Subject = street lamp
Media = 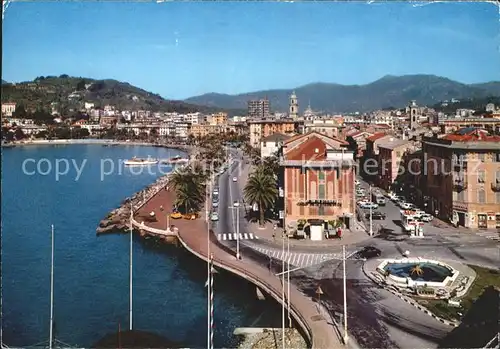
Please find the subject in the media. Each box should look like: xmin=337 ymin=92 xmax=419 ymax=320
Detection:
xmin=231 ymin=200 xmax=241 ymax=260
xmin=369 ymin=185 xmax=373 ymax=236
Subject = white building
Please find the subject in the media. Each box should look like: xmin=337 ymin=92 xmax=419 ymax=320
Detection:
xmin=260 ymin=133 xmax=290 ymax=158
xmin=2 ymin=103 xmax=16 ymax=117
xmin=486 ymin=103 xmax=496 ymax=113
xmin=21 ymin=125 xmax=47 ymax=136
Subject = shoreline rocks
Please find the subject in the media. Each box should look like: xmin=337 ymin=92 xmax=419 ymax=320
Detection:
xmin=237 ymin=328 xmax=307 ymax=349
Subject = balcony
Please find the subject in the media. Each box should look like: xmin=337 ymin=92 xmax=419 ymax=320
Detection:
xmin=491 ymin=182 xmax=500 ymax=192
xmin=297 ymin=199 xmax=342 ymax=207
xmin=453 ymin=180 xmax=467 ymax=192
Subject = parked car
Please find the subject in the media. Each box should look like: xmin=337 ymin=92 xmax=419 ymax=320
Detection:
xmin=399 ymin=202 xmax=413 ymax=210
xmin=420 ymin=214 xmax=433 ymax=222
xmin=366 ymin=211 xmax=386 ymax=220
xmin=360 ymin=202 xmax=379 ymax=209
xmin=357 ymin=199 xmax=370 ymax=206
xmin=354 ymin=246 xmax=382 ymax=259
xmin=233 ymin=177 xmax=238 ymax=182
xmin=212 ymin=201 xmax=219 ymax=208
xmin=355 ymin=180 xmax=360 ymax=185
xmin=210 ymin=212 xmax=219 ymax=221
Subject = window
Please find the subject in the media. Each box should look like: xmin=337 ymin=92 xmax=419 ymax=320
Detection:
xmin=457 ymin=190 xmax=465 ymax=202
xmin=478 ymin=153 xmax=485 ymax=162
xmin=318 ymin=171 xmax=325 ymax=181
xmin=318 ymin=205 xmax=325 ymax=216
xmin=318 ymin=184 xmax=325 ymax=199
xmin=496 ymin=171 xmax=500 ymax=183
xmin=478 ymin=189 xmax=486 ymax=203
xmin=477 ymin=170 xmax=485 ymax=184
xmin=495 ymin=153 xmax=500 ymax=162
xmin=497 ymin=192 xmax=500 ymax=204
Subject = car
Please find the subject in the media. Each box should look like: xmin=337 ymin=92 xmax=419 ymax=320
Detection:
xmin=366 ymin=211 xmax=386 ymax=220
xmin=232 ymin=177 xmax=237 ymax=182
xmin=355 ymin=180 xmax=360 ymax=185
xmin=399 ymin=202 xmax=413 ymax=210
xmin=413 ymin=210 xmax=426 ymax=218
xmin=213 ymin=188 xmax=219 ymax=195
xmin=354 ymin=246 xmax=381 ymax=259
xmin=210 ymin=212 xmax=219 ymax=221
xmin=420 ymin=214 xmax=433 ymax=222
xmin=357 ymin=199 xmax=369 ymax=206
xmin=360 ymin=202 xmax=379 ymax=209
xmin=212 ymin=201 xmax=219 ymax=208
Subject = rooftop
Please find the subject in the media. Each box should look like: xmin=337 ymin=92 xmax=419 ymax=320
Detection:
xmin=378 ymin=138 xmax=411 ymax=150
xmin=261 ymin=132 xmax=291 ymax=143
xmin=366 ymin=132 xmax=388 ymax=142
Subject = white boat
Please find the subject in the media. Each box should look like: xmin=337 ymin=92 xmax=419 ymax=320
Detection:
xmin=124 ymin=157 xmax=159 ymax=166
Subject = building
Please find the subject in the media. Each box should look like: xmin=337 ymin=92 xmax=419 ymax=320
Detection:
xmin=209 ymin=112 xmax=227 ymax=126
xmin=2 ymin=102 xmax=16 ymax=117
xmin=303 ymin=119 xmax=343 ymax=139
xmin=248 ymin=119 xmax=300 ymax=148
xmin=190 ymin=124 xmax=225 ymax=138
xmin=260 ymin=133 xmax=290 ymax=158
xmin=359 ymin=132 xmax=391 ymax=182
xmin=421 ymin=128 xmax=500 ymax=229
xmin=289 ymin=92 xmax=299 ymax=120
xmin=247 ymin=99 xmax=270 ymax=119
xmin=99 ymin=116 xmax=118 ymax=126
xmin=279 ymin=132 xmax=355 ymax=240
xmin=345 ymin=130 xmax=373 ymax=158
xmin=376 ymin=138 xmax=412 ymax=190
xmin=439 ymin=117 xmax=499 ymax=135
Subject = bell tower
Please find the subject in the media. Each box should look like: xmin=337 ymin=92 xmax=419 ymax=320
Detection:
xmin=289 ymin=91 xmax=299 ymax=120
xmin=409 ymin=100 xmax=419 ymax=129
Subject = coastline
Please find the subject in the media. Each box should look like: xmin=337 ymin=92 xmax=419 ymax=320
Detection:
xmin=4 ymin=138 xmax=194 ymax=153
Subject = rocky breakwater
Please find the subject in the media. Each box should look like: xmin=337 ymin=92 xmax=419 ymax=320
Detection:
xmin=96 ymin=169 xmax=174 ymax=235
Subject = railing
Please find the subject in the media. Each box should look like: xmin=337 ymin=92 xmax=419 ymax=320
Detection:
xmin=131 ymin=218 xmax=178 ymax=236
xmin=491 ymin=182 xmax=500 ymax=192
xmin=178 ymin=230 xmax=314 ymax=348
xmin=482 ymin=334 xmax=499 ymax=349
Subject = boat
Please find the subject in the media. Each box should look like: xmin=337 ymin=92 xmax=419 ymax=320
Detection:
xmin=124 ymin=157 xmax=159 ymax=166
xmin=161 ymin=155 xmax=190 ymax=165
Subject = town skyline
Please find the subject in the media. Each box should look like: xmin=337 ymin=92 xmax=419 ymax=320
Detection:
xmin=3 ymin=2 xmax=499 ymax=100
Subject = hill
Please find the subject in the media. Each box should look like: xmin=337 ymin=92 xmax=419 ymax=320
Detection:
xmin=1 ymin=75 xmax=245 ymax=116
xmin=184 ymin=74 xmax=500 ymax=113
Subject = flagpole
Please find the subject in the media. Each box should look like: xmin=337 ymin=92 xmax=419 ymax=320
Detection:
xmin=49 ymin=224 xmax=54 ymax=349
xmin=129 ymin=203 xmax=133 ymax=331
xmin=207 ymin=171 xmax=212 ymax=349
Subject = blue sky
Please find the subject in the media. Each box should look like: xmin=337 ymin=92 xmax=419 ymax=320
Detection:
xmin=2 ymin=1 xmax=499 ymax=100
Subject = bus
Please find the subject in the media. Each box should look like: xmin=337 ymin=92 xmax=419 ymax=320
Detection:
xmin=400 ymin=210 xmax=419 ymax=232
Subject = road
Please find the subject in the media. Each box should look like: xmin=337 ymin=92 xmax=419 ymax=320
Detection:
xmin=211 ymin=149 xmax=499 ymax=349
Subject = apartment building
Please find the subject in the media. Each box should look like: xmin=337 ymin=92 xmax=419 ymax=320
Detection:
xmin=421 ymin=128 xmax=500 ymax=229
xmin=260 ymin=133 xmax=290 ymax=158
xmin=1 ymin=102 xmax=16 ymax=117
xmin=359 ymin=132 xmax=391 ymax=181
xmin=278 ymin=132 xmax=355 ymax=240
xmin=209 ymin=112 xmax=228 ymax=126
xmin=247 ymin=99 xmax=270 ymax=119
xmin=190 ymin=124 xmax=225 ymax=138
xmin=376 ymin=138 xmax=412 ymax=190
xmin=249 ymin=119 xmax=300 ymax=148
xmin=439 ymin=117 xmax=499 ymax=135
xmin=303 ymin=119 xmax=343 ymax=139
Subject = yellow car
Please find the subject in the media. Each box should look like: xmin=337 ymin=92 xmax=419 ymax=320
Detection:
xmin=170 ymin=212 xmax=183 ymax=219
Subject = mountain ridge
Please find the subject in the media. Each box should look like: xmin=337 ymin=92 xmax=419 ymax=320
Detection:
xmin=184 ymin=74 xmax=500 ymax=113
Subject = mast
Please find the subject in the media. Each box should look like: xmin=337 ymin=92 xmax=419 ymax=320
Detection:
xmin=49 ymin=224 xmax=55 ymax=349
xmin=129 ymin=203 xmax=133 ymax=330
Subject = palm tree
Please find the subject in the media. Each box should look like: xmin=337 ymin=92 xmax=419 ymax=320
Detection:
xmin=169 ymin=167 xmax=205 ymax=214
xmin=410 ymin=264 xmax=424 ymax=277
xmin=244 ymin=167 xmax=278 ymax=226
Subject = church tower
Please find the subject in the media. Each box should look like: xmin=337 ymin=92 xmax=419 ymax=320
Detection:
xmin=409 ymin=100 xmax=419 ymax=129
xmin=289 ymin=91 xmax=299 ymax=120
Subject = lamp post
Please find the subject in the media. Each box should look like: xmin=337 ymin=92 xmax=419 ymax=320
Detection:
xmin=342 ymin=245 xmax=348 ymax=344
xmin=235 ymin=201 xmax=240 ymax=260
xmin=369 ymin=185 xmax=373 ymax=236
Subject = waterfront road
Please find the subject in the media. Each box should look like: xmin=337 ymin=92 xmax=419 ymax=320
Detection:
xmin=215 ymin=151 xmax=499 ymax=349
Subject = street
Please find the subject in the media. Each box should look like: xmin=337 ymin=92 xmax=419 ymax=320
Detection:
xmin=211 ymin=150 xmax=499 ymax=349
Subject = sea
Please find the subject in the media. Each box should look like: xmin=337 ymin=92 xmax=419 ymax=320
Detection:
xmin=1 ymin=144 xmax=281 ymax=348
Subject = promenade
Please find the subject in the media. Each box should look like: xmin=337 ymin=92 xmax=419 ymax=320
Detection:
xmin=135 ymin=187 xmax=343 ymax=349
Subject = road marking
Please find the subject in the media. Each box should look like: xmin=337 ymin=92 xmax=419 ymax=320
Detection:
xmin=243 ymin=233 xmax=248 ymax=239
xmin=222 ymin=234 xmax=227 ymax=241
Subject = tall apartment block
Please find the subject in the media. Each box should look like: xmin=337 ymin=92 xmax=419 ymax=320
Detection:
xmin=248 ymin=99 xmax=270 ymax=119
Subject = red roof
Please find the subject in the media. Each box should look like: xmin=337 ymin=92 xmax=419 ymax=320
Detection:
xmin=442 ymin=128 xmax=500 ymax=142
xmin=366 ymin=132 xmax=387 ymax=142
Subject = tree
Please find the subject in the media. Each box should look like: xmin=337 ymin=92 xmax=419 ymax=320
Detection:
xmin=14 ymin=128 xmax=26 ymax=140
xmin=244 ymin=166 xmax=278 ymax=226
xmin=12 ymin=104 xmax=28 ymax=118
xmin=169 ymin=167 xmax=205 ymax=214
xmin=59 ymin=74 xmax=69 ymax=79
xmin=76 ymin=79 xmax=86 ymax=91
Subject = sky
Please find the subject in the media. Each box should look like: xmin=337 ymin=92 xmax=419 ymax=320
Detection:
xmin=2 ymin=1 xmax=499 ymax=100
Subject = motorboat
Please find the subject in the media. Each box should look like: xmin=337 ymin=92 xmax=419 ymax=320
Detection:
xmin=124 ymin=156 xmax=159 ymax=166
xmin=161 ymin=155 xmax=189 ymax=165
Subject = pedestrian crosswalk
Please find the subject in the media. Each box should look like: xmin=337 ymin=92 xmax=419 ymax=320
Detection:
xmin=217 ymin=233 xmax=260 ymax=241
xmin=476 ymin=231 xmax=500 ymax=242
xmin=250 ymin=246 xmax=356 ymax=268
